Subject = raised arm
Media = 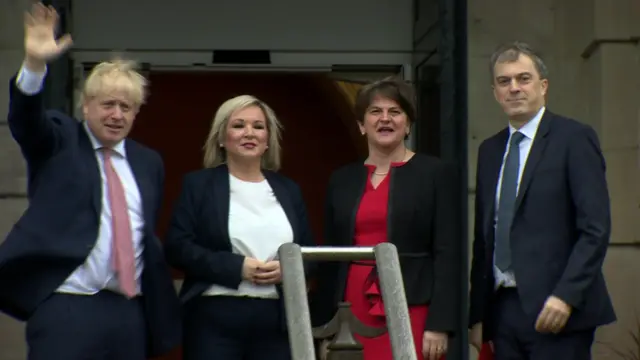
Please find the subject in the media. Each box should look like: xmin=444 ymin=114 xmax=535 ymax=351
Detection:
xmin=8 ymin=3 xmax=73 ymax=161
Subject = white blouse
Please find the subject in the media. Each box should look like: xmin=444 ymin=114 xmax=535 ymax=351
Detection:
xmin=203 ymin=174 xmax=294 ymax=299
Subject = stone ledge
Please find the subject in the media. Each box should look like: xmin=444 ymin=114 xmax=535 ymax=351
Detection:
xmin=581 ymin=38 xmax=639 ymax=59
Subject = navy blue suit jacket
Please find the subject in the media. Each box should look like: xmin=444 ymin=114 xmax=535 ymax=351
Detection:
xmin=469 ymin=110 xmax=616 ymax=339
xmin=164 ymin=165 xmax=316 ymax=311
xmin=0 ymin=77 xmax=181 ymax=357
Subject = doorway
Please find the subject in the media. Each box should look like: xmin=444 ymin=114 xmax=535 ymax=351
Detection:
xmin=131 ymin=71 xmax=366 ymax=360
xmin=129 ymin=71 xmax=366 ymax=270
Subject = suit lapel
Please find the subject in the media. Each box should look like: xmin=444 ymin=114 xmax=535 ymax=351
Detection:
xmin=78 ymin=126 xmax=102 ymax=218
xmin=482 ymin=129 xmax=509 ymax=239
xmin=266 ymin=172 xmax=299 ymax=241
xmin=211 ymin=166 xmax=231 ymax=241
xmin=514 ymin=113 xmax=552 ymax=212
xmin=125 ymin=141 xmax=154 ymax=227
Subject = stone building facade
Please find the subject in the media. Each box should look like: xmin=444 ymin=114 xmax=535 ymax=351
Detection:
xmin=0 ymin=0 xmax=638 ymax=359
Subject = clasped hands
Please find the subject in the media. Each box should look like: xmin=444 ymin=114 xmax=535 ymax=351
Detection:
xmin=242 ymin=257 xmax=282 ymax=285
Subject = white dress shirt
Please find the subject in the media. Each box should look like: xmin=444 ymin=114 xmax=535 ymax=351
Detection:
xmin=493 ymin=106 xmax=546 ymax=288
xmin=15 ymin=65 xmax=145 ymax=296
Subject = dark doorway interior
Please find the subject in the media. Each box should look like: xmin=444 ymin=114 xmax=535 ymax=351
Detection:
xmin=415 ymin=65 xmax=441 ymax=157
xmin=131 ymin=71 xmax=363 ymax=255
xmin=131 ymin=71 xmax=363 ymax=360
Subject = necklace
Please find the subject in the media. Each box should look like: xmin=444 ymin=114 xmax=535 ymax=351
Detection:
xmin=371 ymin=148 xmax=407 ymax=176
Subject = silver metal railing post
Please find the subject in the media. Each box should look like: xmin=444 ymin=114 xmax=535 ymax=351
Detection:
xmin=373 ymin=243 xmax=416 ymax=359
xmin=278 ymin=242 xmax=316 ymax=360
xmin=278 ymin=243 xmax=417 ymax=360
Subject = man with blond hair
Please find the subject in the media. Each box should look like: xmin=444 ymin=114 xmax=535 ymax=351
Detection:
xmin=0 ymin=3 xmax=181 ymax=360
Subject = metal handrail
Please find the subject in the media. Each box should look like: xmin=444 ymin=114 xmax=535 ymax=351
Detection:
xmin=278 ymin=243 xmax=417 ymax=360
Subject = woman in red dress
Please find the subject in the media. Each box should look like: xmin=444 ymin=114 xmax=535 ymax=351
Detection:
xmin=310 ymin=77 xmax=462 ymax=360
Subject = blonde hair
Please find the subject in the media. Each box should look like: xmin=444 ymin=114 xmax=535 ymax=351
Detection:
xmin=80 ymin=58 xmax=148 ymax=108
xmin=203 ymin=95 xmax=283 ymax=171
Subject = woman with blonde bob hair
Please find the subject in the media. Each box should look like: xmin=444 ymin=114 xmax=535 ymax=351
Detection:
xmin=164 ymin=95 xmax=316 ymax=360
xmin=202 ymin=95 xmax=282 ymax=171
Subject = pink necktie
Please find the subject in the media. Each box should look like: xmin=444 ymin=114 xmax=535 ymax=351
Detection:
xmin=102 ymin=148 xmax=136 ymax=298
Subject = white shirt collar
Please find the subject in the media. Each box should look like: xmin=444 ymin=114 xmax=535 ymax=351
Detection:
xmin=509 ymin=106 xmax=545 ymax=140
xmin=83 ymin=121 xmax=127 ymax=157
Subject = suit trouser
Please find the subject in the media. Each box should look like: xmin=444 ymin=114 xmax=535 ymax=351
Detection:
xmin=26 ymin=290 xmax=146 ymax=360
xmin=492 ymin=287 xmax=595 ymax=360
xmin=183 ymin=295 xmax=291 ymax=360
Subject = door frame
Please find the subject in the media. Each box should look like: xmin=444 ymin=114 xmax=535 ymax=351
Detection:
xmin=412 ymin=0 xmax=469 ymax=359
xmin=71 ymin=52 xmax=417 ymax=149
xmin=70 ymin=50 xmax=413 ymax=70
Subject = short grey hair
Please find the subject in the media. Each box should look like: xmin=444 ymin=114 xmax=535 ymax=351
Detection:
xmin=489 ymin=41 xmax=549 ymax=83
xmin=203 ymin=95 xmax=283 ymax=171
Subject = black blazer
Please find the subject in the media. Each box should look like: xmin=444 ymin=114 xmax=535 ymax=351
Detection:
xmin=0 ymin=77 xmax=181 ymax=357
xmin=164 ymin=165 xmax=316 ymax=306
xmin=309 ymin=153 xmax=462 ymax=334
xmin=469 ymin=110 xmax=616 ymax=339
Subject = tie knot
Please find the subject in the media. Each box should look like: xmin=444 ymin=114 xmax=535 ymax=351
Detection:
xmin=510 ymin=131 xmax=525 ymax=146
xmin=101 ymin=147 xmax=113 ymax=160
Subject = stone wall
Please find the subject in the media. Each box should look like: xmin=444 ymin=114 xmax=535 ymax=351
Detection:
xmin=0 ymin=1 xmax=30 ymax=359
xmin=467 ymin=0 xmax=640 ymax=358
xmin=0 ymin=0 xmax=638 ymax=359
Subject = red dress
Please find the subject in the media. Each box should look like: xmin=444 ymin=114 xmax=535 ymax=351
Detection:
xmin=478 ymin=343 xmax=494 ymax=360
xmin=344 ymin=162 xmax=434 ymax=360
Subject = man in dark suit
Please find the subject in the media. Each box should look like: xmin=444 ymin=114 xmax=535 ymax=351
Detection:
xmin=0 ymin=3 xmax=181 ymax=360
xmin=468 ymin=41 xmax=616 ymax=360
